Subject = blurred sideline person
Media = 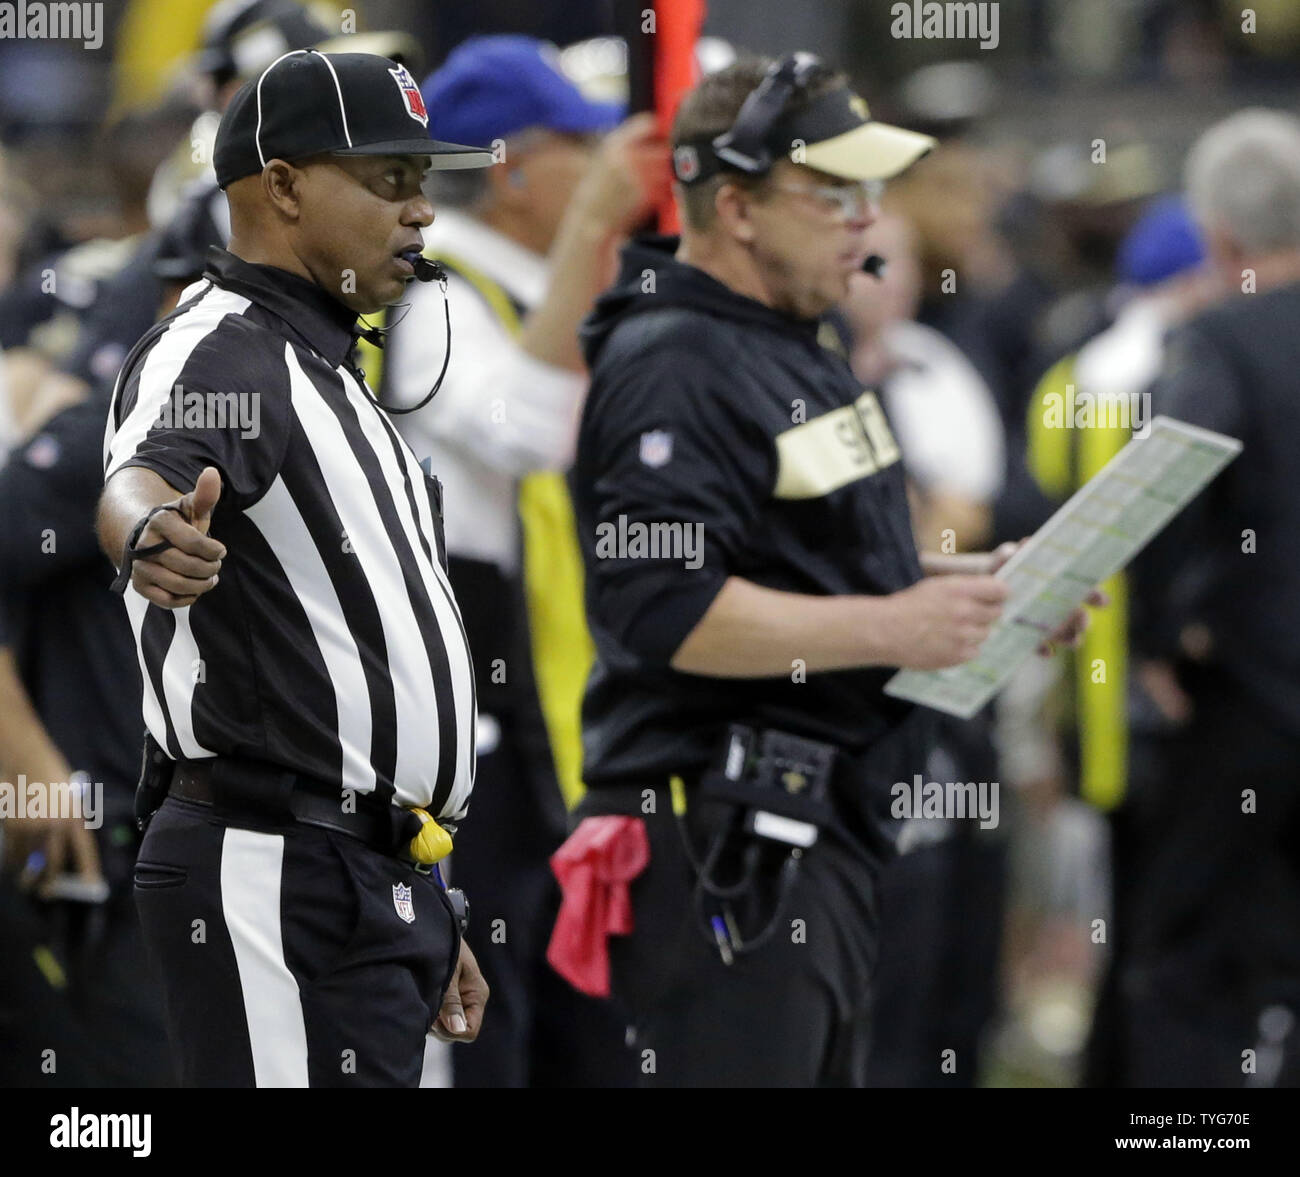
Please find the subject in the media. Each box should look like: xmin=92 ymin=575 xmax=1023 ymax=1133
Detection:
xmin=0 ymin=331 xmax=15 ymax=453
xmin=1121 ymin=110 xmax=1300 ymax=1087
xmin=1015 ymin=195 xmax=1211 ymax=1086
xmin=878 ymin=139 xmax=1054 ymax=551
xmin=840 ymin=212 xmax=1004 ymax=552
xmin=0 ymin=398 xmax=171 ymax=1085
xmin=553 ymin=55 xmax=1098 ymax=1087
xmin=0 ymin=104 xmax=191 ymax=437
xmin=0 ymin=102 xmax=204 ymax=1089
xmin=838 ymin=212 xmax=1010 ymax=1085
xmin=375 ymin=36 xmax=666 ymax=1087
xmin=1025 ymin=197 xmax=1209 ymax=821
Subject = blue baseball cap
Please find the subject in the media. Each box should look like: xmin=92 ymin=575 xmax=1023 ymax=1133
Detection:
xmin=1118 ymin=195 xmax=1205 ymax=287
xmin=421 ymin=36 xmax=624 ymax=149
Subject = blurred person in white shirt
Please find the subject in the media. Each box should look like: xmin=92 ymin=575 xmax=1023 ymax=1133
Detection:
xmin=840 ymin=212 xmax=1005 ymax=552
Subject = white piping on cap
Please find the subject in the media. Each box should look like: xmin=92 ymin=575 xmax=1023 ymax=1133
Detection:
xmin=254 ymin=48 xmax=311 ymax=168
xmin=314 ymin=50 xmax=353 ymax=149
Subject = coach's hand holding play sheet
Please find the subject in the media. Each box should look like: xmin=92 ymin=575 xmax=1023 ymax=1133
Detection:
xmin=887 ymin=416 xmax=1243 ymax=718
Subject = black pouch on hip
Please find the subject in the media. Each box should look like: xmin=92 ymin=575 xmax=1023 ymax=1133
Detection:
xmin=697 ymin=724 xmax=839 ymax=849
xmin=133 ymin=731 xmax=174 ymax=832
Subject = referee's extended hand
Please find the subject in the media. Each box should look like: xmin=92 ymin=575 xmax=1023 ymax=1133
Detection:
xmin=431 ymin=940 xmax=489 ymax=1043
xmin=129 ymin=466 xmax=227 ymax=609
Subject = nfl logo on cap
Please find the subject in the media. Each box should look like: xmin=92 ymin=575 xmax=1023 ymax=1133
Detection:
xmin=390 ymin=64 xmax=428 ymax=127
xmin=392 ymin=882 xmax=415 ymax=923
xmin=673 ymin=145 xmax=700 ymax=182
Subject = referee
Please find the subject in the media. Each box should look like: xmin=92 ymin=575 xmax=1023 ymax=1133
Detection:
xmin=96 ymin=50 xmax=494 ymax=1087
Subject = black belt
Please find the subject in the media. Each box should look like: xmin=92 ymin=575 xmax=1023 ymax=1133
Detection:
xmin=169 ymin=760 xmax=411 ymax=856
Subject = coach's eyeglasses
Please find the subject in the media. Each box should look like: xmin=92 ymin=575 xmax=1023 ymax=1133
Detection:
xmin=768 ymin=177 xmax=885 ymax=221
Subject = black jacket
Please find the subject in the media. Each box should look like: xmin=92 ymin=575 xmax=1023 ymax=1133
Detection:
xmin=0 ymin=397 xmax=142 ymax=807
xmin=1134 ymin=280 xmax=1300 ymax=739
xmin=574 ymin=236 xmax=932 ymax=847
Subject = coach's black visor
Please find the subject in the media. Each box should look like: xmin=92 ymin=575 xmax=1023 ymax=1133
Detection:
xmin=673 ymin=84 xmax=935 ymax=187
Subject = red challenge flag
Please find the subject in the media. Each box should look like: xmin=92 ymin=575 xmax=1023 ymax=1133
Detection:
xmin=620 ymin=0 xmax=707 ymax=233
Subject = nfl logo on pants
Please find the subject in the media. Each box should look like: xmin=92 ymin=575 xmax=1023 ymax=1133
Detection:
xmin=392 ymin=882 xmax=415 ymax=924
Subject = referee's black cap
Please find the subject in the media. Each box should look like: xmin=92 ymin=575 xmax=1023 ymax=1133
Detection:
xmin=214 ymin=49 xmax=497 ymax=189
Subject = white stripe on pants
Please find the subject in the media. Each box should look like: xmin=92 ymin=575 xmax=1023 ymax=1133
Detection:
xmin=220 ymin=828 xmax=309 ymax=1087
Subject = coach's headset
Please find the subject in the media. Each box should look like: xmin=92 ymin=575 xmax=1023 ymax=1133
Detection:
xmin=685 ymin=52 xmax=888 ymax=277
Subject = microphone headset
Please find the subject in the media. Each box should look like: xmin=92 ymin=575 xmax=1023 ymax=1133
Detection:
xmin=357 ymin=248 xmax=452 ymax=416
xmin=712 ymin=52 xmax=822 ymax=177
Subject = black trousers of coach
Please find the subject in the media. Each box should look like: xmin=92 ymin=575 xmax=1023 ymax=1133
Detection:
xmin=605 ymin=789 xmax=883 ymax=1087
xmin=134 ymin=796 xmax=461 ymax=1087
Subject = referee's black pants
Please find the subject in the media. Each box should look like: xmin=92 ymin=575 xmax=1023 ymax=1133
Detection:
xmin=605 ymin=790 xmax=883 ymax=1087
xmin=134 ymin=796 xmax=461 ymax=1087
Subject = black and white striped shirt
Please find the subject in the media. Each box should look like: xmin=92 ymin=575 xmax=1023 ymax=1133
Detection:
xmin=103 ymin=248 xmax=476 ymax=819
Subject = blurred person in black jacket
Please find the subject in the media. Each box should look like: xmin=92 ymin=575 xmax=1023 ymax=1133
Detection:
xmin=839 ymin=212 xmax=1009 ymax=1087
xmin=0 ymin=397 xmax=171 ymax=1086
xmin=1113 ymin=109 xmax=1300 ymax=1088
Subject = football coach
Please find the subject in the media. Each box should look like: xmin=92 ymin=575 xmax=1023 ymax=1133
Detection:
xmin=97 ymin=50 xmax=494 ymax=1087
xmin=561 ymin=54 xmax=1096 ymax=1087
